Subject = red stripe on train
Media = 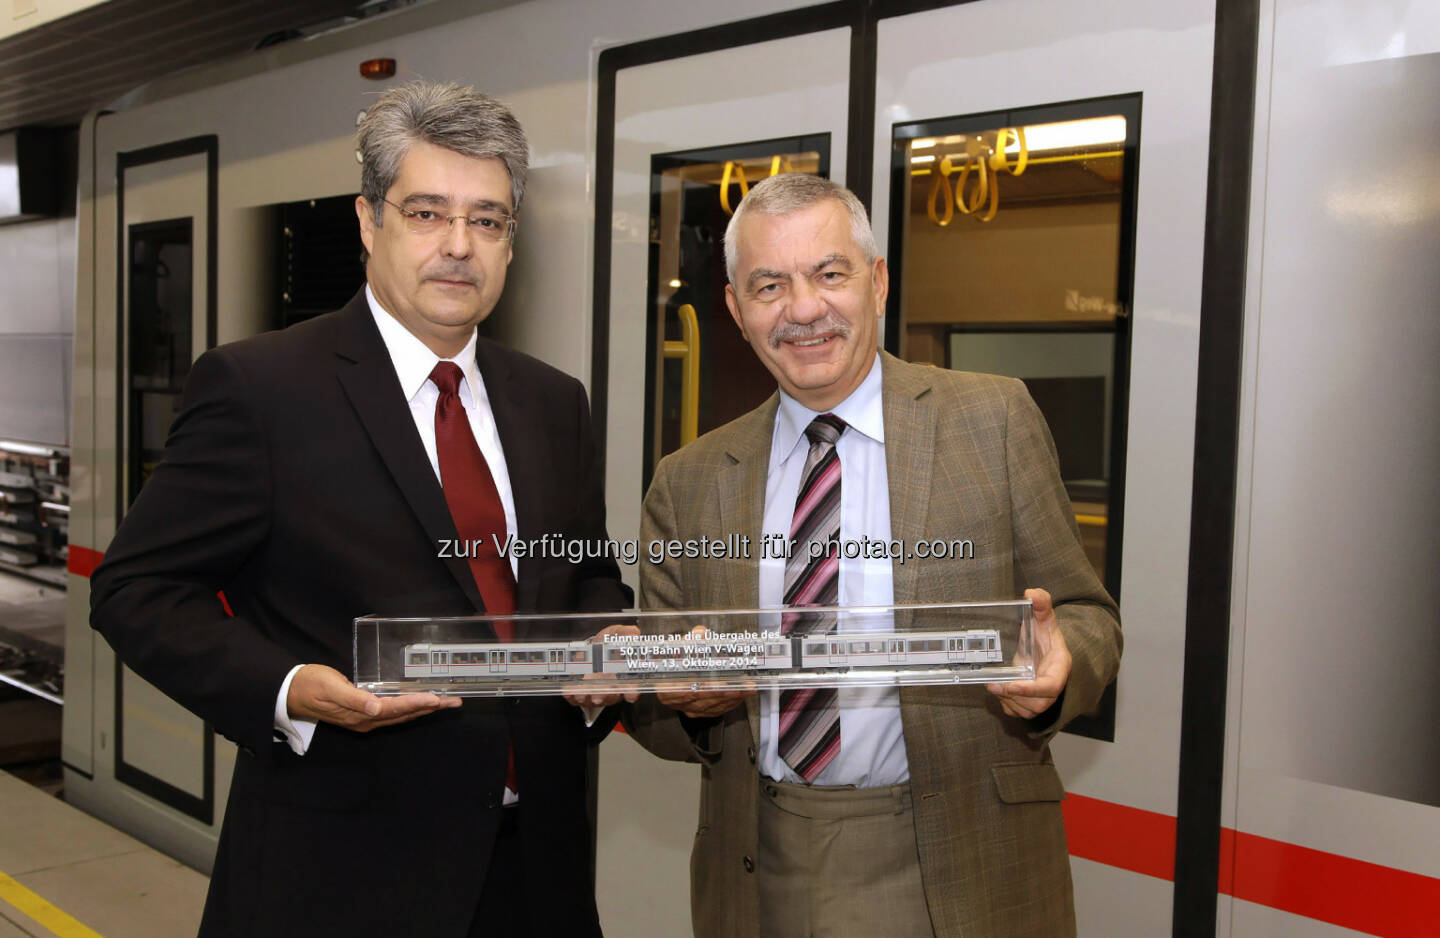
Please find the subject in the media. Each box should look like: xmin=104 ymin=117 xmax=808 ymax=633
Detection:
xmin=1064 ymin=793 xmax=1440 ymax=936
xmin=66 ymin=545 xmax=104 ymax=578
xmin=1219 ymin=825 xmax=1440 ymax=937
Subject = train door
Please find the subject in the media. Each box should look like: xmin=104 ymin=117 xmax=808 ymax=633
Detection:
xmin=63 ymin=129 xmax=230 ymax=868
xmin=596 ymin=1 xmax=1221 ymax=935
xmin=594 ymin=26 xmax=852 ymax=937
xmin=868 ymin=3 xmax=1216 ymax=933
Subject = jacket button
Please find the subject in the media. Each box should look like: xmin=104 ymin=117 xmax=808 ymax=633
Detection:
xmin=747 ymin=746 xmax=756 ymax=763
xmin=743 ymin=856 xmax=755 ymax=873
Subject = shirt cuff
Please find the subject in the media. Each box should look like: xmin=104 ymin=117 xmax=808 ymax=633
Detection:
xmin=274 ymin=664 xmax=318 ymax=755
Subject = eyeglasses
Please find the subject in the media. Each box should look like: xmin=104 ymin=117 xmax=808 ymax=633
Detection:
xmin=381 ymin=198 xmax=516 ymax=242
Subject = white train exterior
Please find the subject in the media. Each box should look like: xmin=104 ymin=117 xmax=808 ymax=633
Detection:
xmin=400 ymin=629 xmax=1003 ymax=682
xmin=43 ymin=0 xmax=1440 ymax=936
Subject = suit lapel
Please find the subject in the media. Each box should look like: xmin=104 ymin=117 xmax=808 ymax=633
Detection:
xmin=881 ymin=353 xmax=937 ymax=605
xmin=713 ymin=397 xmax=777 ymax=747
xmin=332 ymin=293 xmax=486 ymax=613
xmin=473 ymin=338 xmax=545 ymax=612
xmin=716 ymin=396 xmax=775 ymax=610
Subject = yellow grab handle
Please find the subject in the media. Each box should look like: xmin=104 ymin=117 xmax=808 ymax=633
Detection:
xmin=720 ymin=161 xmax=750 ymax=216
xmin=927 ymin=155 xmax=954 ymax=226
xmin=662 ymin=303 xmax=701 ymax=446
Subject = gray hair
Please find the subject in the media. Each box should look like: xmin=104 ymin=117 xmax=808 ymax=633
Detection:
xmin=357 ymin=80 xmax=529 ymax=226
xmin=723 ymin=174 xmax=878 ymax=285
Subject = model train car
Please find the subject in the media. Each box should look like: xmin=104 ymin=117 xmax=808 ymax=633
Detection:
xmin=401 ymin=629 xmax=1003 ymax=681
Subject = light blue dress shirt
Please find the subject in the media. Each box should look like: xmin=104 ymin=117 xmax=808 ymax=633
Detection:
xmin=757 ymin=354 xmax=910 ymax=787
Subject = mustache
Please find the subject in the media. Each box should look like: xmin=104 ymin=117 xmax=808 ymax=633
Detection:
xmin=768 ymin=315 xmax=850 ymax=349
xmin=422 ymin=264 xmax=478 ymax=285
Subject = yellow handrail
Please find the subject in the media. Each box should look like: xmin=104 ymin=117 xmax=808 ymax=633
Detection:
xmin=663 ymin=303 xmax=701 ymax=446
xmin=1075 ymin=513 xmax=1107 ymax=527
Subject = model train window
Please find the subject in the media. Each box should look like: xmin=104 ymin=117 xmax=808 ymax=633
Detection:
xmin=643 ymin=134 xmax=830 ymax=491
xmin=126 ymin=219 xmax=194 ymax=509
xmin=888 ymin=96 xmax=1139 ymax=602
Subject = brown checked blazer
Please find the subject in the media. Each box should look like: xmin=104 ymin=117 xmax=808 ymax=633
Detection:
xmin=626 ymin=352 xmax=1121 ymax=938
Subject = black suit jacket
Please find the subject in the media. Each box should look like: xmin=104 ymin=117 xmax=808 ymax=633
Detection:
xmin=90 ymin=290 xmax=631 ymax=936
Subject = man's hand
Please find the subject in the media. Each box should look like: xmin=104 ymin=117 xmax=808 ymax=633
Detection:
xmin=288 ymin=663 xmax=461 ymax=732
xmin=986 ymin=587 xmax=1071 ymax=719
xmin=562 ymin=624 xmax=642 ymax=708
xmin=652 ymin=625 xmax=753 ymax=719
xmin=655 ymin=686 xmax=754 ymax=720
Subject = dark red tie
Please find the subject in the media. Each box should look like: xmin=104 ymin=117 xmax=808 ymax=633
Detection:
xmin=430 ymin=361 xmax=518 ymax=791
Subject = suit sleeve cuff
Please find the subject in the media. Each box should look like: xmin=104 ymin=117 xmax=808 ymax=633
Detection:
xmin=274 ymin=665 xmax=317 ymax=755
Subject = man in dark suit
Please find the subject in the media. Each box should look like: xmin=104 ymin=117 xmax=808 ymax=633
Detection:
xmin=626 ymin=174 xmax=1120 ymax=937
xmin=90 ymin=81 xmax=630 ymax=937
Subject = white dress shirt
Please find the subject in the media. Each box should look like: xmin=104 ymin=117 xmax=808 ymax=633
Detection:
xmin=757 ymin=353 xmax=910 ymax=787
xmin=273 ymin=285 xmax=519 ymax=756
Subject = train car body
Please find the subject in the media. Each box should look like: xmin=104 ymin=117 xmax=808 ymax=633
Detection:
xmin=54 ymin=0 xmax=1439 ymax=935
xmin=400 ymin=629 xmax=1003 ymax=682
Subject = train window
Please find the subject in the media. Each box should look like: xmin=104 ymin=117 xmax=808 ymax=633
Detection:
xmin=569 ymin=650 xmax=589 ymax=663
xmin=432 ymin=652 xmax=447 ymax=665
xmin=805 ymin=642 xmax=828 ymax=656
xmin=126 ymin=219 xmax=194 ymax=508
xmin=408 ymin=652 xmax=427 ymax=666
xmin=642 ymin=135 xmax=831 ymax=490
xmin=909 ymin=639 xmax=941 ymax=652
xmin=889 ymin=96 xmax=1139 ymax=597
xmin=275 ymin=193 xmax=365 ymax=328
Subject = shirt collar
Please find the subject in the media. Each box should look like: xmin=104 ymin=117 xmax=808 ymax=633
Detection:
xmin=366 ymin=284 xmax=483 ymax=405
xmin=772 ymin=351 xmax=885 ymax=466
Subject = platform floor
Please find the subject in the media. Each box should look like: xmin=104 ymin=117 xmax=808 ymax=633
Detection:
xmin=0 ymin=771 xmax=207 ymax=938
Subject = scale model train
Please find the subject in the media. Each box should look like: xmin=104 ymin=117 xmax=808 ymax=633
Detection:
xmin=401 ymin=629 xmax=1004 ymax=681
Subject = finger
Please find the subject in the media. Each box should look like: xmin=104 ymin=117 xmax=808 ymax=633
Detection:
xmin=352 ymin=707 xmax=454 ymax=732
xmin=996 ymin=672 xmax=1064 ymax=698
xmin=1024 ymin=587 xmax=1055 ymax=620
xmin=373 ymin=693 xmax=458 ymax=720
xmin=1003 ymin=694 xmax=1057 ymax=719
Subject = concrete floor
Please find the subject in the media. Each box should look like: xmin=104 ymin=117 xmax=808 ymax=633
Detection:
xmin=0 ymin=771 xmax=207 ymax=938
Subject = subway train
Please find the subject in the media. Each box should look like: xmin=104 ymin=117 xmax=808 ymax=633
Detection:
xmin=55 ymin=0 xmax=1439 ymax=935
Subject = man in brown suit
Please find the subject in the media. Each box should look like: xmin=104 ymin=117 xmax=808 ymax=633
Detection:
xmin=626 ymin=174 xmax=1120 ymax=937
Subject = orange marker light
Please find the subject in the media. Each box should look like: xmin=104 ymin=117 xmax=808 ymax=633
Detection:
xmin=359 ymin=58 xmax=396 ymax=80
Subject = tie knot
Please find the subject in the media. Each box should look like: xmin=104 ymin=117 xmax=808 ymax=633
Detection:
xmin=430 ymin=361 xmax=465 ymax=397
xmin=805 ymin=413 xmax=845 ymax=447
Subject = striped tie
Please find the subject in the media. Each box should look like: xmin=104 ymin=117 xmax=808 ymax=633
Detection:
xmin=778 ymin=413 xmax=845 ymax=782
